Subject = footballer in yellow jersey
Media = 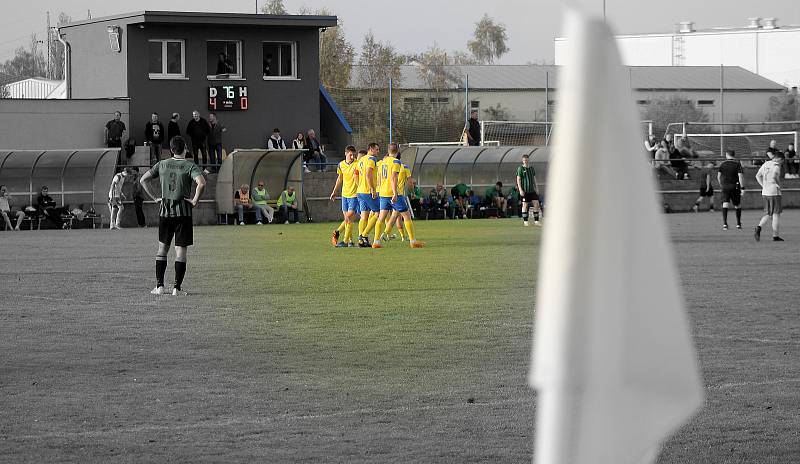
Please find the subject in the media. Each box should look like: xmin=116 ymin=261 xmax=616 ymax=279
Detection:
xmin=355 ymin=143 xmax=381 ymax=247
xmin=372 ymin=143 xmax=424 ymax=249
xmin=329 ymin=145 xmax=358 ymax=247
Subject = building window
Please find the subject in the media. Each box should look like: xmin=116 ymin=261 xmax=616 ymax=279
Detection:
xmin=470 ymin=100 xmax=480 ymax=109
xmin=341 ymin=96 xmax=363 ymax=103
xmin=697 ymin=99 xmax=715 ymax=106
xmin=207 ymin=41 xmax=242 ymax=79
xmin=430 ymin=97 xmax=449 ymax=103
xmin=262 ymin=42 xmax=296 ymax=79
xmin=636 ymin=99 xmax=651 ymax=105
xmin=547 ymin=100 xmax=556 ymax=106
xmin=404 ymin=97 xmax=424 ymax=104
xmin=368 ymin=96 xmax=386 ymax=103
xmin=148 ymin=40 xmax=185 ymax=79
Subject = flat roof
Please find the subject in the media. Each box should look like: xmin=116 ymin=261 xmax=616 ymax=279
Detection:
xmin=349 ymin=65 xmax=786 ymax=91
xmin=60 ymin=10 xmax=337 ymax=29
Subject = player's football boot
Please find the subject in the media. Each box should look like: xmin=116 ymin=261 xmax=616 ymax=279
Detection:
xmin=335 ymin=242 xmax=348 ymax=248
xmin=331 ymin=230 xmax=340 ymax=246
xmin=722 ymin=224 xmax=728 ymax=230
xmin=754 ymin=225 xmax=761 ymax=241
xmin=410 ymin=241 xmax=425 ymax=249
xmin=371 ymin=242 xmax=383 ymax=249
xmin=172 ymin=288 xmax=188 ymax=296
xmin=150 ymin=286 xmax=165 ymax=295
xmin=773 ymin=236 xmax=785 ymax=241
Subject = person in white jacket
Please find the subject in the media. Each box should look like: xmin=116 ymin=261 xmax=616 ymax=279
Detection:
xmin=108 ymin=169 xmax=129 ymax=229
xmin=754 ymin=154 xmax=785 ymax=241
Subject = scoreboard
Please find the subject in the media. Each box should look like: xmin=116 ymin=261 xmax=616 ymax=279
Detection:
xmin=208 ymin=85 xmax=248 ymax=111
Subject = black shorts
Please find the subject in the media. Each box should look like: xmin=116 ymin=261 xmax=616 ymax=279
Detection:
xmin=721 ymin=186 xmax=741 ymax=205
xmin=522 ymin=191 xmax=539 ymax=202
xmin=158 ymin=216 xmax=194 ymax=247
xmin=699 ymin=186 xmax=714 ymax=197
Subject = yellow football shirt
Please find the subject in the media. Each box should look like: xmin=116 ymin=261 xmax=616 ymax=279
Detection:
xmin=337 ymin=160 xmax=358 ymax=198
xmin=395 ymin=161 xmax=411 ymax=196
xmin=356 ymin=155 xmax=377 ymax=195
xmin=378 ymin=156 xmax=399 ymax=197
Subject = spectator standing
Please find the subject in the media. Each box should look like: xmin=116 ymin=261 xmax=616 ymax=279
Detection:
xmin=108 ymin=168 xmax=129 ymax=230
xmin=131 ymin=167 xmax=147 ymax=227
xmin=784 ymin=143 xmax=798 ymax=178
xmin=234 ymin=184 xmax=263 ymax=225
xmin=207 ymin=113 xmax=226 ymax=173
xmin=186 ymin=110 xmax=211 ymax=171
xmin=0 ymin=185 xmax=24 ymax=231
xmin=252 ymin=180 xmax=275 ymax=224
xmin=306 ymin=129 xmax=326 ymax=171
xmin=105 ymin=111 xmax=126 ymax=149
xmin=718 ymin=149 xmax=746 ymax=230
xmin=37 ymin=185 xmax=68 ymax=229
xmin=668 ymin=136 xmax=690 ymax=180
xmin=144 ymin=113 xmax=165 ymax=166
xmin=267 ymin=128 xmax=287 ymax=150
xmin=465 ymin=109 xmax=481 ymax=146
xmin=754 ymin=154 xmax=785 ymax=241
xmin=277 ymin=186 xmax=299 ymax=223
xmin=167 ymin=113 xmax=181 ymax=144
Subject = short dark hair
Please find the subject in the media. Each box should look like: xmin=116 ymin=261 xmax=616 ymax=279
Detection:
xmin=357 ymin=149 xmax=368 ymax=156
xmin=496 ymin=181 xmax=503 ymax=187
xmin=345 ymin=145 xmax=356 ymax=153
xmin=725 ymin=149 xmax=735 ymax=157
xmin=522 ymin=154 xmax=530 ymax=159
xmin=368 ymin=142 xmax=379 ymax=150
xmin=170 ymin=135 xmax=187 ymax=155
xmin=273 ymin=128 xmax=280 ymax=133
xmin=151 ymin=112 xmax=158 ymax=116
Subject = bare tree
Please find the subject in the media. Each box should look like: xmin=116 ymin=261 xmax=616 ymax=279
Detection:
xmin=355 ymin=31 xmax=403 ymax=88
xmin=260 ymin=0 xmax=288 ymax=15
xmin=49 ymin=12 xmax=72 ymax=80
xmin=467 ymin=14 xmax=509 ymax=64
xmin=315 ymin=8 xmax=353 ymax=89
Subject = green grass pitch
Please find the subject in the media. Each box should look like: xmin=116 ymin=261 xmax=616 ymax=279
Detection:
xmin=0 ymin=213 xmax=797 ymax=462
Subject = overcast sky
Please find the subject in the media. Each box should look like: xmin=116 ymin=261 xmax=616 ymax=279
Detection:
xmin=1 ymin=0 xmax=798 ymax=65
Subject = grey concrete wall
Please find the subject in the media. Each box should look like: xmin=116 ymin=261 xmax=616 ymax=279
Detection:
xmin=125 ymin=24 xmax=322 ymax=153
xmin=61 ymin=18 xmax=131 ymax=98
xmin=0 ymin=99 xmax=130 ymax=149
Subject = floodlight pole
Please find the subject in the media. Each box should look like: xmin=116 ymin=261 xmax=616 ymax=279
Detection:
xmin=603 ymin=0 xmax=607 ymax=23
xmin=545 ymin=71 xmax=549 ymax=146
xmin=389 ymin=78 xmax=393 ymax=144
xmin=720 ymin=65 xmax=724 ymax=156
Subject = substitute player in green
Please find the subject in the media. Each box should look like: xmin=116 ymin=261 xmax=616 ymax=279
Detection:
xmin=140 ymin=136 xmax=206 ymax=295
xmin=516 ymin=153 xmax=540 ymax=226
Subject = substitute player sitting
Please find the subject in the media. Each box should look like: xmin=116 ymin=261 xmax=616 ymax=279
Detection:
xmin=140 ymin=136 xmax=206 ymax=295
xmin=372 ymin=143 xmax=423 ymax=249
xmin=329 ymin=145 xmax=358 ymax=247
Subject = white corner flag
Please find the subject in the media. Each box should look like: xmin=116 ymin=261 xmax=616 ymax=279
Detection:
xmin=529 ymin=10 xmax=704 ymax=464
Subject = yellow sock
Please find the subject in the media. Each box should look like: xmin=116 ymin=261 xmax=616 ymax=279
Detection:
xmin=364 ymin=214 xmax=379 ymax=236
xmin=337 ymin=220 xmax=346 ymax=233
xmin=374 ymin=217 xmax=385 ymax=243
xmin=404 ymin=219 xmax=416 ymax=242
xmin=397 ymin=221 xmax=405 ymax=239
xmin=384 ymin=219 xmax=393 ymax=236
xmin=344 ymin=223 xmax=353 ymax=243
xmin=358 ymin=216 xmax=367 ymax=236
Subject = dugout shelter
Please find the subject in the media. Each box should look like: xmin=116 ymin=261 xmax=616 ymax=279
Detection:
xmin=215 ymin=149 xmax=306 ymax=215
xmin=0 ymin=149 xmax=120 ymax=211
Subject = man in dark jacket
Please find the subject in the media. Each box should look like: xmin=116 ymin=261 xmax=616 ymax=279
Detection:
xmin=144 ymin=112 xmax=165 ymax=166
xmin=465 ymin=110 xmax=481 ymax=146
xmin=167 ymin=113 xmax=181 ymax=144
xmin=207 ymin=113 xmax=226 ymax=173
xmin=186 ymin=110 xmax=211 ymax=170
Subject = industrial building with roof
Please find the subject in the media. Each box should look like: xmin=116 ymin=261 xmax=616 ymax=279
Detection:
xmin=345 ymin=64 xmax=787 ymax=123
xmin=555 ymin=17 xmax=800 ymax=89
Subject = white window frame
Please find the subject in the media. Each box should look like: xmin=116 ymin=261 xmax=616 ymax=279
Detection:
xmin=262 ymin=41 xmax=298 ymax=80
xmin=148 ymin=39 xmax=187 ymax=80
xmin=206 ymin=40 xmax=244 ymax=81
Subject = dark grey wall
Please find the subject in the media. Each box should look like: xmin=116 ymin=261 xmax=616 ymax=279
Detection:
xmin=125 ymin=24 xmax=322 ymax=153
xmin=320 ymin=91 xmax=352 ymax=155
xmin=0 ymin=99 xmax=130 ymax=149
xmin=61 ymin=18 xmax=131 ymax=98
